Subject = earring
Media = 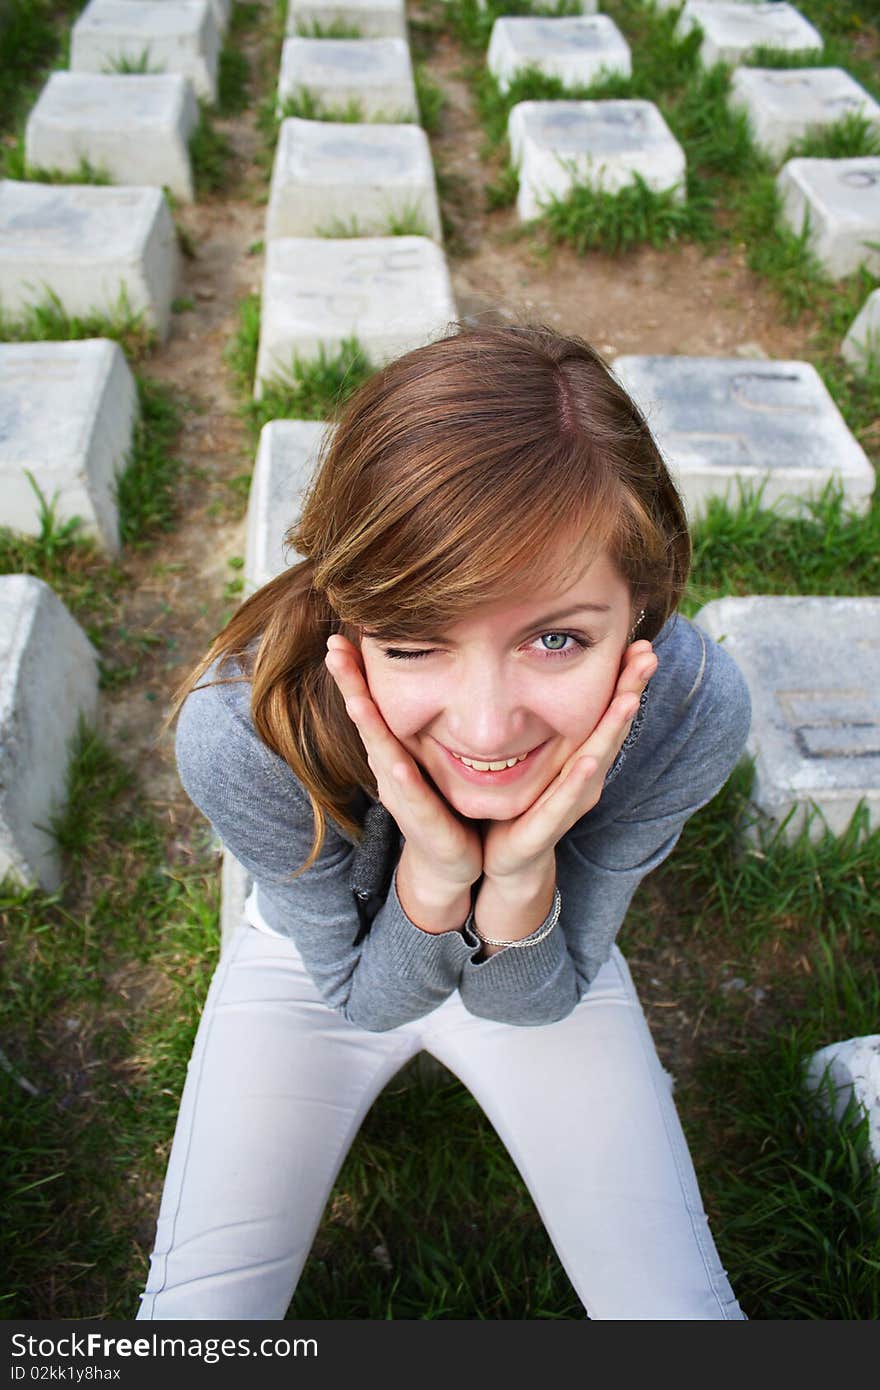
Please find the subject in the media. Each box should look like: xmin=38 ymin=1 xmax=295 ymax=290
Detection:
xmin=629 ymin=608 xmax=646 ymax=642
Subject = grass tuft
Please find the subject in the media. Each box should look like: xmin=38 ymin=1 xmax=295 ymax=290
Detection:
xmin=686 ymin=481 xmax=880 ymax=609
xmin=0 ymin=287 xmax=154 ymax=360
xmin=537 ymin=171 xmax=713 ymax=254
xmin=784 ymin=110 xmax=880 ymax=161
xmin=189 ymin=103 xmax=234 ymax=195
xmin=226 ymin=294 xmax=376 ymax=437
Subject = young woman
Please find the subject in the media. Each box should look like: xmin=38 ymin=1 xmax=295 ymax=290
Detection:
xmin=137 ymin=323 xmax=751 ymax=1321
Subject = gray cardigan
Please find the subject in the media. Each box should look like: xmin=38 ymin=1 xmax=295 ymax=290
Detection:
xmin=175 ymin=612 xmax=751 ymax=1032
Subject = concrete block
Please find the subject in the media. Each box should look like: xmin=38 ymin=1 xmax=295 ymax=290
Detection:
xmin=266 ymin=117 xmax=442 ymax=239
xmin=0 ymin=180 xmax=181 ymax=342
xmin=729 ymin=66 xmax=880 ymax=163
xmin=805 ymin=1035 xmax=880 ymax=1170
xmin=842 ymin=287 xmax=880 ymax=370
xmin=612 ymin=355 xmax=875 ymax=519
xmin=278 ymin=36 xmax=417 ymax=119
xmin=112 ymin=0 xmax=231 ymax=36
xmin=24 ymin=72 xmax=199 ymax=202
xmin=255 ymin=236 xmax=456 ymax=393
xmin=0 ymin=575 xmax=100 ymax=892
xmin=679 ymin=2 xmax=823 ymax=67
xmin=245 ymin=419 xmax=329 ymax=592
xmin=777 ymin=156 xmax=880 ymax=278
xmin=287 ymin=0 xmax=407 ymax=40
xmin=509 ymin=99 xmax=686 ymax=221
xmin=693 ymin=595 xmax=880 ymax=841
xmin=70 ymin=0 xmax=220 ymax=104
xmin=487 ymin=15 xmax=631 ymax=95
xmin=0 ymin=340 xmax=138 ymax=552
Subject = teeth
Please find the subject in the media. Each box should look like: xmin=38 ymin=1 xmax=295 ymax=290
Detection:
xmin=451 ymin=751 xmax=528 ymax=772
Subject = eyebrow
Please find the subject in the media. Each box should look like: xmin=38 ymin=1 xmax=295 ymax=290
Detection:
xmin=370 ymin=604 xmax=613 ymax=644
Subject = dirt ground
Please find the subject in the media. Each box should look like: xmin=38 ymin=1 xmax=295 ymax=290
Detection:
xmin=106 ymin=3 xmax=838 ymax=1081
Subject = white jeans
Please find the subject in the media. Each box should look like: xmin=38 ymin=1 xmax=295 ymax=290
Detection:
xmin=137 ymin=918 xmax=746 ymax=1321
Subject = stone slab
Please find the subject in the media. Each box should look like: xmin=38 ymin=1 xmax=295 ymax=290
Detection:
xmin=255 ymin=236 xmax=456 ymax=394
xmin=693 ymin=595 xmax=880 ymax=841
xmin=24 ymin=72 xmax=199 ymax=201
xmin=842 ymin=287 xmax=880 ymax=370
xmin=509 ymin=99 xmax=686 ymax=221
xmin=287 ymin=0 xmax=407 ymax=40
xmin=0 ymin=181 xmax=180 ymax=342
xmin=70 ymin=0 xmax=220 ymax=103
xmin=487 ymin=15 xmax=631 ymax=95
xmin=278 ymin=36 xmax=417 ymax=119
xmin=0 ymin=339 xmax=138 ymax=552
xmin=805 ymin=1035 xmax=880 ymax=1170
xmin=679 ymin=2 xmax=823 ymax=67
xmin=266 ymin=117 xmax=442 ymax=239
xmin=0 ymin=575 xmax=100 ymax=892
xmin=729 ymin=66 xmax=880 ymax=163
xmin=116 ymin=0 xmax=231 ymax=36
xmin=612 ymin=355 xmax=875 ymax=519
xmin=245 ymin=419 xmax=328 ymax=592
xmin=777 ymin=156 xmax=880 ymax=278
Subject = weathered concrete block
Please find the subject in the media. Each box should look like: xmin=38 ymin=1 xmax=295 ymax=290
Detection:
xmin=777 ymin=156 xmax=880 ymax=278
xmin=255 ymin=236 xmax=456 ymax=393
xmin=679 ymin=1 xmax=822 ymax=67
xmin=24 ymin=72 xmax=199 ymax=201
xmin=266 ymin=117 xmax=442 ymax=239
xmin=278 ymin=36 xmax=417 ymax=119
xmin=0 ymin=575 xmax=100 ymax=892
xmin=286 ymin=0 xmax=407 ymax=40
xmin=693 ymin=595 xmax=880 ymax=841
xmin=0 ymin=180 xmax=181 ymax=342
xmin=729 ymin=66 xmax=880 ymax=163
xmin=71 ymin=0 xmax=220 ymax=104
xmin=0 ymin=340 xmax=138 ymax=552
xmin=245 ymin=419 xmax=328 ymax=592
xmin=842 ymin=287 xmax=880 ymax=370
xmin=612 ymin=355 xmax=874 ymax=519
xmin=113 ymin=0 xmax=231 ymax=36
xmin=805 ymin=1035 xmax=880 ymax=1171
xmin=509 ymin=99 xmax=686 ymax=221
xmin=487 ymin=15 xmax=631 ymax=95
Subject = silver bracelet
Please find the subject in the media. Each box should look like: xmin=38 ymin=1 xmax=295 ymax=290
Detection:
xmin=468 ymin=887 xmax=562 ymax=950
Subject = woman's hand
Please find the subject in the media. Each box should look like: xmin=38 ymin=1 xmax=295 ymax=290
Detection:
xmin=480 ymin=640 xmax=658 ymax=883
xmin=324 ymin=635 xmax=484 ymax=898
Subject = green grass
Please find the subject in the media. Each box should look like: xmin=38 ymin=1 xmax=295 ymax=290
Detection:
xmin=784 ymin=111 xmax=880 ymax=161
xmin=316 ymin=204 xmax=432 ymax=238
xmin=0 ymin=288 xmax=155 ymax=360
xmin=102 ymin=49 xmax=164 ymax=76
xmin=0 ymin=725 xmax=220 ymax=1318
xmin=415 ymin=61 xmax=446 ymax=135
xmin=189 ymin=103 xmax=235 ymax=195
xmin=537 ymin=171 xmax=713 ymax=255
xmin=293 ymin=19 xmax=363 ymax=38
xmin=216 ymin=1 xmax=261 ymax=115
xmin=226 ymin=293 xmax=376 ymax=437
xmin=685 ymin=483 xmax=880 ymax=612
xmin=0 ymin=0 xmax=87 ymax=136
xmin=0 ymin=143 xmax=112 ymax=183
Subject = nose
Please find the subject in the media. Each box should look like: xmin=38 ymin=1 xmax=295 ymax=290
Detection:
xmin=441 ymin=656 xmax=531 ymax=758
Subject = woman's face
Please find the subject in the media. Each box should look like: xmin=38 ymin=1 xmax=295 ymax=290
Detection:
xmin=358 ymin=546 xmax=635 ymax=822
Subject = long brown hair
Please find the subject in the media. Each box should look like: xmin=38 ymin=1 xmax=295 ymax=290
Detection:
xmin=168 ymin=322 xmax=690 ymax=872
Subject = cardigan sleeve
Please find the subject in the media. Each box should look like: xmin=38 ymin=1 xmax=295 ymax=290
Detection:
xmin=174 ymin=668 xmax=474 ymax=1033
xmin=455 ymin=624 xmax=752 ymax=1026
